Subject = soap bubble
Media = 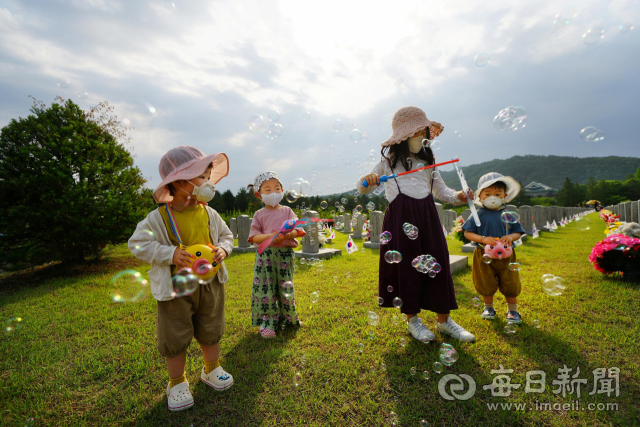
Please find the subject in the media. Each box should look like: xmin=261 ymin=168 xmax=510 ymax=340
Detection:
xmin=449 ymin=56 xmax=458 ymax=65
xmin=541 ymin=275 xmax=566 ymax=296
xmin=366 ymin=202 xmax=376 ymax=211
xmin=294 ymin=372 xmax=302 ymax=386
xmin=533 ymin=319 xmax=541 ymax=328
xmin=472 ymin=297 xmax=481 ymax=306
xmin=474 ymin=53 xmax=490 ymax=67
xmin=367 ymin=311 xmax=379 ymax=326
xmin=302 ymin=111 xmax=311 ymax=120
xmin=501 ymin=211 xmax=520 ymax=224
xmin=320 ymin=201 xmax=328 ymax=209
xmin=508 ymin=263 xmax=521 ymax=272
xmin=310 ymin=291 xmax=319 ymax=303
xmin=403 ymin=223 xmax=419 ymax=240
xmin=579 ymin=126 xmax=605 ymax=142
xmin=355 ymin=205 xmax=363 ymax=213
xmin=341 ymin=197 xmax=348 ymax=204
xmin=428 ymin=270 xmax=436 ymax=278
xmin=433 ymin=361 xmax=444 ymax=373
xmin=411 ymin=178 xmax=418 ymax=186
xmin=163 ymin=0 xmax=175 ymax=10
xmin=422 ymin=371 xmax=430 ymax=380
xmin=5 ymin=317 xmax=22 ymax=332
xmin=265 ymin=123 xmax=284 ymax=139
xmin=493 ymin=106 xmax=527 ymax=131
xmin=285 ymin=190 xmax=299 ymax=203
xmin=504 ymin=324 xmax=517 ymax=334
xmin=350 ymin=129 xmax=362 ymax=142
xmin=392 ymin=297 xmax=403 ymax=309
xmin=553 ymin=10 xmax=576 ymax=28
xmin=268 ymin=110 xmax=280 ymax=122
xmin=291 ymin=178 xmax=311 ymax=197
xmin=248 ymin=114 xmax=264 ymax=131
xmin=583 ymin=27 xmax=605 ymax=45
xmin=387 ymin=285 xmax=393 ymax=292
xmin=171 ymin=268 xmax=199 ymax=298
xmin=390 ymin=411 xmax=398 ymax=425
xmin=338 ymin=206 xmax=345 ymax=213
xmin=369 ymin=332 xmax=375 ymax=340
xmin=454 ymin=130 xmax=461 ymax=138
xmin=57 ymin=79 xmax=70 ymax=88
xmin=330 ymin=210 xmax=336 ymax=216
xmin=361 ymin=132 xmax=369 ymax=142
xmin=282 ymin=281 xmax=294 ymax=292
xmin=410 ymin=366 xmax=416 ymax=376
xmin=432 ymin=171 xmax=441 ymax=180
xmin=77 ymin=91 xmax=88 ymax=99
xmin=379 ymin=231 xmax=392 ymax=244
xmin=384 ymin=250 xmax=402 ymax=263
xmin=482 ymin=254 xmax=492 ymax=264
xmin=619 ymin=22 xmax=635 ymax=33
xmin=23 ymin=417 xmax=35 ymax=427
xmin=378 ymin=297 xmax=384 ymax=306
xmin=333 ymin=119 xmax=344 ymax=131
xmin=110 ymin=270 xmax=149 ymax=302
xmin=358 ymin=342 xmax=364 ymax=353
xmin=394 ymin=76 xmax=404 ymax=87
xmin=429 ymin=139 xmax=441 ymax=150
xmin=440 ymin=343 xmax=459 ymax=366
xmin=399 ymin=337 xmax=406 ymax=347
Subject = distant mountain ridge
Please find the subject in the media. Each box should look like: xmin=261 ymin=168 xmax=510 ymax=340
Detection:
xmin=439 ymin=155 xmax=640 ymax=191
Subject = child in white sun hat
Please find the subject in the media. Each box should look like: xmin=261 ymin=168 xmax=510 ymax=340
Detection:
xmin=462 ymin=172 xmax=526 ymax=324
xmin=128 ymin=146 xmax=234 ymax=412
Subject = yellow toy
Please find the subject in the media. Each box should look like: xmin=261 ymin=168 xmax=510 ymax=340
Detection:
xmin=184 ymin=243 xmax=221 ymax=281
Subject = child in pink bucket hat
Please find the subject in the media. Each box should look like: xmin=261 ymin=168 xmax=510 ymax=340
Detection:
xmin=129 ymin=146 xmax=234 ymax=411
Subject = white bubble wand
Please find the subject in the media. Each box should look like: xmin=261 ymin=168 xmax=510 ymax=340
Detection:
xmin=453 ymin=161 xmax=481 ymax=227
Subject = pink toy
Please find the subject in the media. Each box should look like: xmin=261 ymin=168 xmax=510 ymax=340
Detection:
xmin=484 ymin=241 xmax=513 ymax=259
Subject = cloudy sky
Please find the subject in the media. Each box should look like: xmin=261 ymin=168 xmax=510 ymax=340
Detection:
xmin=1 ymin=0 xmax=638 ymax=196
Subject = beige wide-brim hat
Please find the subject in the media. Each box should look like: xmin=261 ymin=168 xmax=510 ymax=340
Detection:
xmin=473 ymin=172 xmax=520 ymax=205
xmin=381 ymin=106 xmax=444 ymax=147
xmin=153 ymin=146 xmax=229 ymax=204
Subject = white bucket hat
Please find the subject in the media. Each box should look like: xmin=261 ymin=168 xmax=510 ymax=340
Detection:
xmin=474 ymin=172 xmax=520 ymax=205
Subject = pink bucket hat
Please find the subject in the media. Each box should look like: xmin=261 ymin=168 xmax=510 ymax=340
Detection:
xmin=153 ymin=146 xmax=229 ymax=204
xmin=381 ymin=106 xmax=444 ymax=147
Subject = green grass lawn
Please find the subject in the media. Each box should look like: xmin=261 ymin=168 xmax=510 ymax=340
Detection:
xmin=1 ymin=213 xmax=639 ymax=426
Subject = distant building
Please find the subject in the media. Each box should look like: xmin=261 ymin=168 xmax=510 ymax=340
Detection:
xmin=523 ymin=182 xmax=558 ymax=197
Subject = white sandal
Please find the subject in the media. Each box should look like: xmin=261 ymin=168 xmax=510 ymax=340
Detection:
xmin=166 ymin=381 xmax=194 ymax=412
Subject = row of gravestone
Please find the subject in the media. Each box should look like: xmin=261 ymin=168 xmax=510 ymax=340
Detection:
xmin=606 ymin=201 xmax=640 ymax=224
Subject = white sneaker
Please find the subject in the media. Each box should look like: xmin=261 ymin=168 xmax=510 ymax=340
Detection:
xmin=166 ymin=381 xmax=194 ymax=412
xmin=407 ymin=316 xmax=435 ymax=342
xmin=201 ymin=366 xmax=234 ymax=391
xmin=437 ymin=316 xmax=475 ymax=342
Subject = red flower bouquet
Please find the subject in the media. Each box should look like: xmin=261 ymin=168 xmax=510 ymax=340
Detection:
xmin=589 ymin=233 xmax=640 ymax=281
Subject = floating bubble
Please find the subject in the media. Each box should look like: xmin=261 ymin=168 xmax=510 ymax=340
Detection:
xmin=390 ymin=411 xmax=398 ymax=426
xmin=411 ymin=178 xmax=418 ymax=186
xmin=320 ymin=201 xmax=328 ymax=209
xmin=619 ymin=22 xmax=634 ymax=33
xmin=302 ymin=111 xmax=311 ymax=120
xmin=542 ymin=275 xmax=566 ymax=296
xmin=57 ymin=79 xmax=70 ymax=88
xmin=501 ymin=211 xmax=520 ymax=224
xmin=421 ymin=420 xmax=429 ymax=427
xmin=422 ymin=371 xmax=430 ymax=380
xmin=338 ymin=206 xmax=345 ymax=213
xmin=163 ymin=0 xmax=175 ymax=10
xmin=333 ymin=119 xmax=344 ymax=131
xmin=24 ymin=417 xmax=35 ymax=427
xmin=282 ymin=281 xmax=294 ymax=292
xmin=410 ymin=367 xmax=416 ymax=376
xmin=433 ymin=361 xmax=444 ymax=373
xmin=387 ymin=285 xmax=393 ymax=292
xmin=399 ymin=337 xmax=406 ymax=347
xmin=5 ymin=317 xmax=22 ymax=332
xmin=122 ymin=118 xmax=131 ymax=125
xmin=583 ymin=27 xmax=605 ymax=45
xmin=378 ymin=297 xmax=384 ymax=306
xmin=265 ymin=123 xmax=284 ymax=139
xmin=482 ymin=254 xmax=492 ymax=264
xmin=341 ymin=197 xmax=347 ymax=204
xmin=346 ymin=272 xmax=351 ymax=278
xmin=379 ymin=231 xmax=392 ymax=244
xmin=355 ymin=205 xmax=363 ymax=213
xmin=350 ymin=129 xmax=362 ymax=142
xmin=392 ymin=297 xmax=403 ymax=309
xmin=579 ymin=126 xmax=604 ymax=142
xmin=285 ymin=190 xmax=299 ymax=203
xmin=431 ymin=171 xmax=441 ymax=180
xmin=472 ymin=297 xmax=481 ymax=307
xmin=553 ymin=11 xmax=576 ymax=28
xmin=310 ymin=291 xmax=319 ymax=303
xmin=533 ymin=319 xmax=540 ymax=328
xmin=361 ymin=132 xmax=369 ymax=142
xmin=508 ymin=262 xmax=521 ymax=272
xmin=381 ymin=362 xmax=387 ymax=371
xmin=403 ymin=223 xmax=419 ymax=240
xmin=428 ymin=139 xmax=441 ymax=150
xmin=440 ymin=343 xmax=459 ymax=366
xmin=384 ymin=250 xmax=402 ymax=264
xmin=394 ymin=76 xmax=404 ymax=87
xmin=369 ymin=332 xmax=375 ymax=340
xmin=148 ymin=106 xmax=156 ymax=114
xmin=291 ymin=178 xmax=311 ymax=197
xmin=367 ymin=311 xmax=379 ymax=326
xmin=77 ymin=91 xmax=88 ymax=99
xmin=358 ymin=342 xmax=364 ymax=353
xmin=504 ymin=324 xmax=516 ymax=334
xmin=248 ymin=114 xmax=264 ymax=131
xmin=110 ymin=270 xmax=149 ymax=302
xmin=428 ymin=270 xmax=436 ymax=278
xmin=454 ymin=130 xmax=461 ymax=138
xmin=294 ymin=372 xmax=302 ymax=386
xmin=268 ymin=110 xmax=280 ymax=122
xmin=366 ymin=202 xmax=376 ymax=211
xmin=330 ymin=210 xmax=336 ymax=216
xmin=493 ymin=106 xmax=527 ymax=131
xmin=474 ymin=53 xmax=490 ymax=67
xmin=171 ymin=268 xmax=199 ymax=298
xmin=449 ymin=56 xmax=458 ymax=65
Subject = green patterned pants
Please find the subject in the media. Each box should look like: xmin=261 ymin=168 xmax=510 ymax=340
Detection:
xmin=250 ymin=247 xmax=300 ymax=329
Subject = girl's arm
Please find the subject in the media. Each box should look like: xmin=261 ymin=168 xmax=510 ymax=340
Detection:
xmin=432 ymin=175 xmax=466 ymax=206
xmin=251 ymin=231 xmax=279 ymax=244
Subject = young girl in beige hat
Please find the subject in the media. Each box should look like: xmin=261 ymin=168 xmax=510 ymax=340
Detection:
xmin=128 ymin=146 xmax=234 ymax=411
xmin=357 ymin=106 xmax=475 ymax=343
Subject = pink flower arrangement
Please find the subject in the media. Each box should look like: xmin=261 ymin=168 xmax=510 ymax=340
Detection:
xmin=589 ymin=233 xmax=640 ymax=274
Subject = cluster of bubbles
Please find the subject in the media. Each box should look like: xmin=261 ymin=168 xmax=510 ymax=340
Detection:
xmin=541 ymin=274 xmax=566 ymax=296
xmin=411 ymin=254 xmax=441 ymax=278
xmin=384 ymin=250 xmax=402 ymax=264
xmin=379 ymin=231 xmax=392 ymax=244
xmin=422 ymin=139 xmax=441 ymax=150
xmin=580 ymin=126 xmax=605 ymax=142
xmin=440 ymin=343 xmax=459 ymax=366
xmin=493 ymin=106 xmax=527 ymax=131
xmin=171 ymin=268 xmax=202 ymax=298
xmin=248 ymin=110 xmax=284 ymax=139
xmin=403 ymin=223 xmax=418 ymax=240
xmin=110 ymin=270 xmax=149 ymax=302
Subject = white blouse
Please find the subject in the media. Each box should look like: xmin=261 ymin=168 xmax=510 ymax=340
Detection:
xmin=357 ymin=155 xmax=464 ymax=206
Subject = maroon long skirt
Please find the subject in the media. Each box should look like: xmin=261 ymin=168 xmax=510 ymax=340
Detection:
xmin=378 ymin=192 xmax=458 ymax=315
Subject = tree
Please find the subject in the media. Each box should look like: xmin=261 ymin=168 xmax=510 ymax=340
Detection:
xmin=235 ymin=187 xmax=250 ymax=211
xmin=556 ymin=177 xmax=586 ymax=207
xmin=0 ymin=97 xmax=155 ymax=268
xmin=220 ymin=189 xmax=235 ymax=213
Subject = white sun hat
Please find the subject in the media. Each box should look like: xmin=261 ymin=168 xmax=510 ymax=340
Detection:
xmin=474 ymin=172 xmax=520 ymax=205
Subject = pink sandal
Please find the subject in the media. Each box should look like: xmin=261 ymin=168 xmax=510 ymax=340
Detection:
xmin=259 ymin=326 xmax=276 ymax=339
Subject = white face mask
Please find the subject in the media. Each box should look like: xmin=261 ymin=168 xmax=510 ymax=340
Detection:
xmin=261 ymin=191 xmax=284 ymax=207
xmin=408 ymin=135 xmax=424 ymax=153
xmin=482 ymin=196 xmax=504 ymax=210
xmin=183 ymin=180 xmax=216 ymax=202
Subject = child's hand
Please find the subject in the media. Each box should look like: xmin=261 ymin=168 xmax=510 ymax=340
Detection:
xmin=457 ymin=188 xmax=474 ymax=201
xmin=499 ymin=235 xmax=514 ymax=245
xmin=214 ymin=247 xmax=227 ymax=264
xmin=483 ymin=236 xmax=499 ymax=246
xmin=363 ymin=173 xmax=380 ymax=187
xmin=173 ymin=247 xmax=195 ymax=268
xmin=272 ymin=234 xmax=285 ymax=245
